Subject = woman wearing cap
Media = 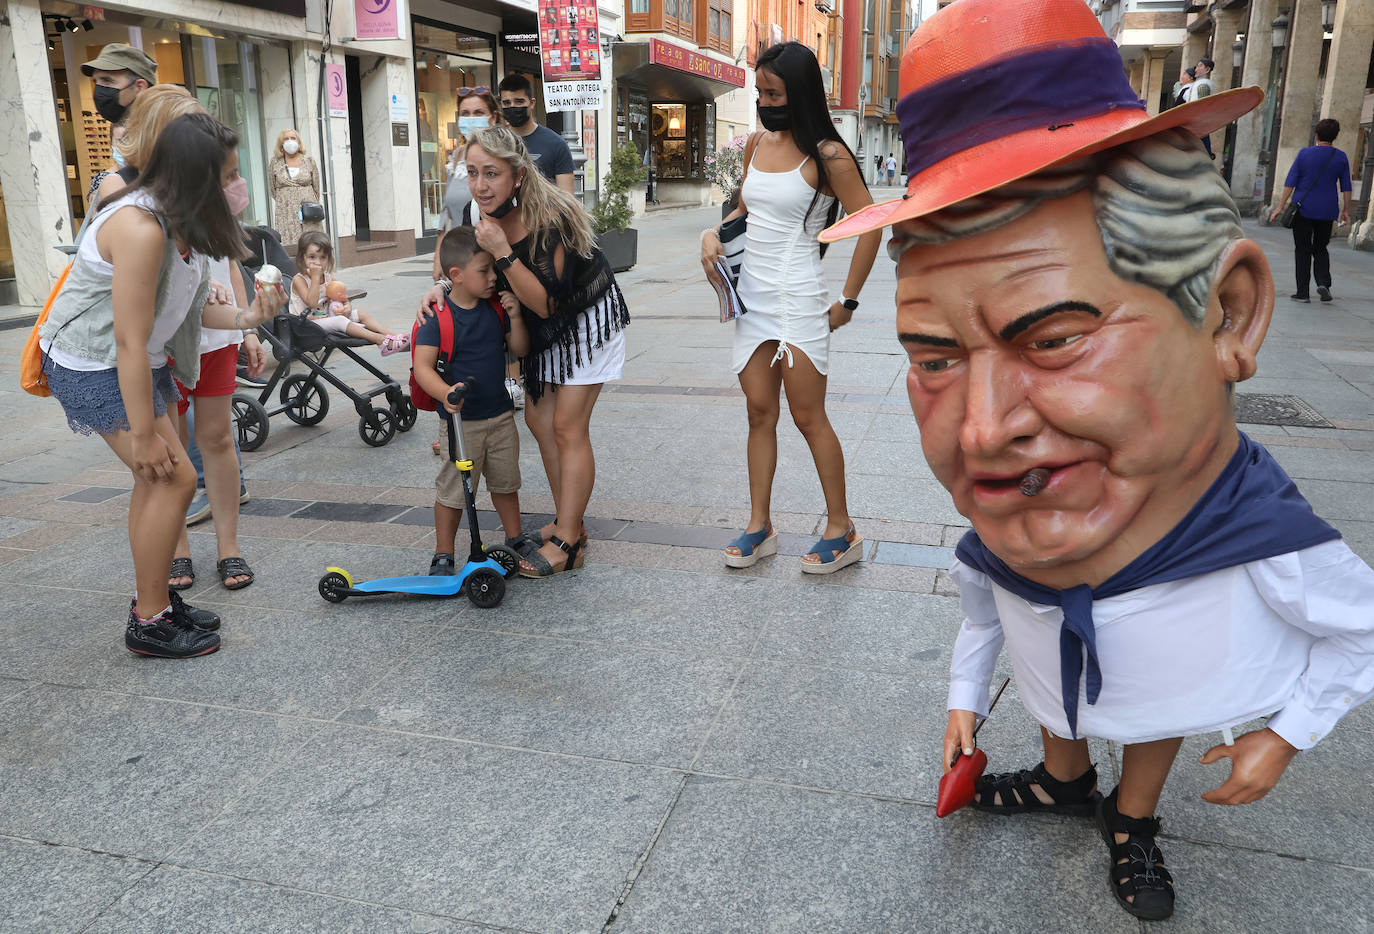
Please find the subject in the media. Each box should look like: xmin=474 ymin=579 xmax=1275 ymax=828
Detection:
xmin=268 ymin=129 xmax=322 ymax=250
xmin=441 ymin=86 xmax=501 ymax=230
xmin=700 ymin=41 xmax=881 ymax=575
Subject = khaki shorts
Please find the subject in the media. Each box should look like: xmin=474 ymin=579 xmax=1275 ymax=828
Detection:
xmin=436 ymin=411 xmax=521 ymax=505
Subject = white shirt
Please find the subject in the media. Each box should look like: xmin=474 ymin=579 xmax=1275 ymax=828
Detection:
xmin=40 ymin=190 xmax=202 ymax=371
xmin=947 ymin=539 xmax=1374 ymax=750
xmin=199 ymin=257 xmax=242 ymax=354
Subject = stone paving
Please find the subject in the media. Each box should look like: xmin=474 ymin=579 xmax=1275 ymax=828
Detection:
xmin=0 ymin=201 xmax=1371 ymax=933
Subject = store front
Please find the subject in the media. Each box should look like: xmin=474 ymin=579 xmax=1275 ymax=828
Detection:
xmin=412 ymin=19 xmax=497 ymax=236
xmin=37 ymin=3 xmax=279 ymax=232
xmin=613 ymin=38 xmax=743 ymax=206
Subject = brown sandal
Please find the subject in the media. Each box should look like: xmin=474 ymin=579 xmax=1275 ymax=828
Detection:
xmin=518 ymin=534 xmax=585 ymax=578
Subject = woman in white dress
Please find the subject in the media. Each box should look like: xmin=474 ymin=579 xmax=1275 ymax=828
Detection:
xmin=701 ymin=41 xmax=882 ymax=573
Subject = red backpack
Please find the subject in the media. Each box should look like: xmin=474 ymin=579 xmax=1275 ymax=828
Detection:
xmin=408 ymin=297 xmax=508 ymax=411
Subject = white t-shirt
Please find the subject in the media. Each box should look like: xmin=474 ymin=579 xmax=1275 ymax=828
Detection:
xmin=199 ymin=256 xmax=242 ymax=354
xmin=287 ymin=165 xmax=301 ymax=180
xmin=41 ymin=190 xmax=202 ymax=371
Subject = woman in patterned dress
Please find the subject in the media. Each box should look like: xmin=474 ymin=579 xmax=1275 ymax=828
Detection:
xmin=267 ymin=128 xmax=322 ymax=251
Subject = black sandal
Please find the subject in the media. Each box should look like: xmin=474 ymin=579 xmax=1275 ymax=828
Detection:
xmin=429 ymin=553 xmax=455 ymax=576
xmin=518 ymin=534 xmax=585 ymax=578
xmin=216 ymin=556 xmax=254 ymax=591
xmin=1096 ymin=787 xmax=1175 ymax=920
xmin=169 ymin=557 xmax=195 ymax=591
xmin=972 ymin=761 xmax=1100 ymax=816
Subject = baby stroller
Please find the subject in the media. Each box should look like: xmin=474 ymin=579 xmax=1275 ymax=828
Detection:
xmin=233 ymin=231 xmax=417 ymax=449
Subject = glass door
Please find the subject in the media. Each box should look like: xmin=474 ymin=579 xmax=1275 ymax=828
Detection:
xmin=187 ymin=36 xmax=270 ymax=227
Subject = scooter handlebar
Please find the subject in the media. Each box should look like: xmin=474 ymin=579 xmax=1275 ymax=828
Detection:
xmin=447 ymin=377 xmax=477 ymax=406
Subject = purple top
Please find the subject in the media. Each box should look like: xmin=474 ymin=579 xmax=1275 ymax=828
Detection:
xmin=1285 ymin=145 xmax=1352 ymax=221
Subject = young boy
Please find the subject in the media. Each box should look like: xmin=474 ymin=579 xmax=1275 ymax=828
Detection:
xmin=413 ymin=227 xmax=530 ymax=575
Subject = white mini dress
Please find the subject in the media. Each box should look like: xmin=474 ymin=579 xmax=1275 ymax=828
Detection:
xmin=732 ymin=152 xmax=836 ymax=375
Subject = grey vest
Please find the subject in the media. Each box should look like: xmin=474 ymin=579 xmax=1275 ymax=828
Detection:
xmin=40 ymin=199 xmax=210 ymax=388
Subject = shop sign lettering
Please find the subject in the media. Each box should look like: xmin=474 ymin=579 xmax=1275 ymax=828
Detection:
xmin=355 ymin=0 xmax=400 ymax=40
xmin=648 ymin=39 xmax=745 ymax=88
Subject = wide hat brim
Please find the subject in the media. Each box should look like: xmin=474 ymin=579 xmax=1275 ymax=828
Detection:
xmin=821 ymin=86 xmax=1263 ymax=243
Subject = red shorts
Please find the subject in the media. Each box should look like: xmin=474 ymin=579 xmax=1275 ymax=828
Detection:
xmin=175 ymin=343 xmax=240 ymax=415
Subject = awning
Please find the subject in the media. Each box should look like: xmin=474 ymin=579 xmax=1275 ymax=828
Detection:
xmin=613 ymin=38 xmax=746 ymax=101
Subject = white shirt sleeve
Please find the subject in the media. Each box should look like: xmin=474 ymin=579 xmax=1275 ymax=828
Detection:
xmin=947 ymin=559 xmax=1005 ymax=717
xmin=1248 ymin=540 xmax=1374 ymax=750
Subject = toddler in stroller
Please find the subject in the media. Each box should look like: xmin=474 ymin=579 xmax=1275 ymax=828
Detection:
xmin=291 ymin=231 xmax=410 ymax=355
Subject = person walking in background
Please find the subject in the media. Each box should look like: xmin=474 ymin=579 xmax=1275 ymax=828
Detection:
xmin=1172 ymin=66 xmax=1194 ymax=108
xmin=441 ymin=86 xmax=502 ymax=230
xmin=1269 ymin=118 xmax=1352 ymax=303
xmin=1191 ymin=60 xmax=1216 ymax=158
xmin=268 ymin=129 xmax=322 ymax=251
xmin=885 ymin=153 xmax=897 ymax=185
xmin=700 ymin=41 xmax=881 ymax=575
xmin=497 ymin=74 xmax=575 ymax=193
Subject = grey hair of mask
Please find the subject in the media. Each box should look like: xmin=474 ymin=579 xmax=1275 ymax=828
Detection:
xmin=887 ymin=129 xmax=1242 ymax=328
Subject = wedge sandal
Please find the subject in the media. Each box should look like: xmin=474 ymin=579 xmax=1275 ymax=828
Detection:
xmin=1096 ymin=787 xmax=1175 ymax=920
xmin=518 ymin=534 xmax=584 ymax=579
xmin=800 ymin=526 xmax=863 ymax=574
xmin=971 ymin=761 xmax=1100 ymax=816
xmin=724 ymin=525 xmax=776 ymax=568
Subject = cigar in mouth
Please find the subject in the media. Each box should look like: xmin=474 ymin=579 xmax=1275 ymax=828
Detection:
xmin=1019 ymin=468 xmax=1051 ymax=497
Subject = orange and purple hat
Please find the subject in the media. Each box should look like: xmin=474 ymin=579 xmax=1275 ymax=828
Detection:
xmin=821 ymin=0 xmax=1263 ymax=242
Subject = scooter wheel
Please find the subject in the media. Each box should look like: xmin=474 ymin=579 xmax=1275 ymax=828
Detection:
xmin=484 ymin=545 xmax=520 ymax=578
xmin=465 ymin=567 xmax=505 ymax=608
xmin=319 ymin=571 xmax=351 ymax=603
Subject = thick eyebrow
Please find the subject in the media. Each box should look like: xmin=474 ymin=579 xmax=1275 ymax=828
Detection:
xmin=897 ymin=332 xmax=959 ymax=348
xmin=998 ymin=301 xmax=1101 ymax=342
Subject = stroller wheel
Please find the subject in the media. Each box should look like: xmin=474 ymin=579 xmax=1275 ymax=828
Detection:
xmin=359 ymin=407 xmax=396 ymax=447
xmin=392 ymin=396 xmax=418 ymax=432
xmin=465 ymin=568 xmax=505 ymax=608
xmin=231 ymin=393 xmax=270 ymax=452
xmin=281 ymin=375 xmax=330 ymax=426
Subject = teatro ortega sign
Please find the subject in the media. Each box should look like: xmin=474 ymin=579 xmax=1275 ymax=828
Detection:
xmin=648 ymin=38 xmax=745 ymax=87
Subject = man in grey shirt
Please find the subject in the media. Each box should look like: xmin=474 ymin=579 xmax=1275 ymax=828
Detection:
xmin=497 ymin=73 xmax=575 ymax=193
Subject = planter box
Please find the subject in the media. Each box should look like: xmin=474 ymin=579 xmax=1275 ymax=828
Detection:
xmin=597 ymin=228 xmax=638 ymax=273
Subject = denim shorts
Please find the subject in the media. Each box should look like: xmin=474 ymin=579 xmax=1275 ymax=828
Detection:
xmin=43 ymin=355 xmax=179 ymax=436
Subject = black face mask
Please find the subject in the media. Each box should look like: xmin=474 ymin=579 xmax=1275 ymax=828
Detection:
xmin=486 ymin=186 xmax=520 ymax=218
xmin=502 ymin=105 xmax=530 ymax=127
xmin=93 ymin=83 xmax=131 ymax=125
xmin=756 ymin=103 xmax=791 ymax=132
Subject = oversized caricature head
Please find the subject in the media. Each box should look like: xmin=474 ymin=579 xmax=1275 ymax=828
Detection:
xmin=889 ymin=130 xmax=1273 ymax=586
xmin=821 ymin=0 xmax=1272 ymax=587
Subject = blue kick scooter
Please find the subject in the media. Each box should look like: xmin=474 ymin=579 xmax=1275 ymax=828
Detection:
xmin=318 ymin=378 xmax=519 ymax=608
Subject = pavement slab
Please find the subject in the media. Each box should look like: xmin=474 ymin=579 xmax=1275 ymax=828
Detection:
xmin=0 ymin=836 xmax=153 ymax=934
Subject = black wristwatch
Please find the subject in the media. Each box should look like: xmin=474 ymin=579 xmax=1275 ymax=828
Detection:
xmin=495 ymin=252 xmax=517 ymax=272
xmin=841 ymin=296 xmax=860 ymax=311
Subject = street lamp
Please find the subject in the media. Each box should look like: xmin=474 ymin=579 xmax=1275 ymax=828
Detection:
xmin=1321 ymin=0 xmax=1337 ymax=31
xmin=1232 ymin=39 xmax=1244 ymax=69
xmin=1272 ymin=11 xmax=1290 ymax=48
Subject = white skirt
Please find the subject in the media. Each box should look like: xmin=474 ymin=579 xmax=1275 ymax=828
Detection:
xmin=536 ymin=310 xmax=625 ymax=386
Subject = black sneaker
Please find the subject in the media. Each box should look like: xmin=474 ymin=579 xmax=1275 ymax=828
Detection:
xmin=429 ymin=552 xmax=456 ymax=576
xmin=126 ymin=599 xmax=221 ymax=658
xmin=1290 ymin=292 xmax=1311 ymax=303
xmin=168 ymin=590 xmax=221 ymax=631
xmin=1317 ymin=286 xmax=1333 ymax=302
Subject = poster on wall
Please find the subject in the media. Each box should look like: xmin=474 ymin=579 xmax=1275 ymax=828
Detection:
xmin=326 ymin=64 xmax=348 ymax=117
xmin=537 ymin=0 xmax=601 ymax=83
xmin=354 ymin=0 xmax=400 ymax=40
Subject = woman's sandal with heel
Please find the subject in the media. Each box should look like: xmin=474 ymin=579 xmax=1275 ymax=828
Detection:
xmin=724 ymin=525 xmax=776 ymax=568
xmin=518 ymin=534 xmax=585 ymax=578
xmin=971 ymin=761 xmax=1101 ymax=816
xmin=1096 ymin=787 xmax=1175 ymax=920
xmin=801 ymin=526 xmax=863 ymax=574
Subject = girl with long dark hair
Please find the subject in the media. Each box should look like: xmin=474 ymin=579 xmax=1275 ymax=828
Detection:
xmin=40 ymin=113 xmax=285 ymax=658
xmin=700 ymin=41 xmax=882 ymax=573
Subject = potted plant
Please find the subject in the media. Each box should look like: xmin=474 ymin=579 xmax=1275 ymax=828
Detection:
xmin=591 ymin=143 xmax=646 ymax=273
xmin=704 ymin=135 xmax=748 ymax=217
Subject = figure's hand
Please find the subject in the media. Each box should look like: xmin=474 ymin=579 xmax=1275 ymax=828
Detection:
xmin=207 ymin=279 xmax=234 ymax=307
xmin=474 ymin=216 xmax=511 ymax=258
xmin=241 ymin=333 xmax=267 ymax=378
xmin=1198 ymin=728 xmax=1299 ymax=805
xmin=828 ymin=300 xmax=853 ymax=332
xmin=700 ymin=228 xmax=724 ymax=286
xmin=498 ymin=290 xmax=519 ymax=317
xmin=442 ymin=386 xmax=467 ymax=415
xmin=943 ymin=709 xmax=978 ymax=774
xmin=131 ymin=432 xmax=178 ymax=483
xmin=416 ymin=284 xmax=445 ymax=326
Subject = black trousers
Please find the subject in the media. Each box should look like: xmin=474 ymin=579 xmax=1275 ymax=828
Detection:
xmin=1291 ymin=213 xmax=1333 ymax=297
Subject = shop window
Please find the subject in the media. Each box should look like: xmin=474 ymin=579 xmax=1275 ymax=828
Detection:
xmin=413 ymin=21 xmax=496 ymax=233
xmin=649 ymin=101 xmax=710 ymax=180
xmin=189 ymin=38 xmax=269 ymax=227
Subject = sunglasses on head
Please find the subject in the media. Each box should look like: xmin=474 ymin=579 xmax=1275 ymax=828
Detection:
xmin=457 ymin=86 xmax=491 ymax=97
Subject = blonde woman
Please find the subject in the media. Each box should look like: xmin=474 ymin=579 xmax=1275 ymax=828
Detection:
xmin=268 ymin=128 xmax=321 ymax=248
xmin=418 ymin=126 xmax=629 ymax=577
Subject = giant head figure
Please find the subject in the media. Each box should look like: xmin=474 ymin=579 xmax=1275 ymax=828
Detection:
xmin=823 ymin=0 xmax=1273 ymax=588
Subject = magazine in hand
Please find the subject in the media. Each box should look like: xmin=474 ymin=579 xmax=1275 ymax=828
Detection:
xmin=711 ymin=260 xmax=746 ymax=322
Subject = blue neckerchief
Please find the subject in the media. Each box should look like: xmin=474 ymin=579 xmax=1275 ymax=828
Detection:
xmin=954 ymin=432 xmax=1341 ymax=738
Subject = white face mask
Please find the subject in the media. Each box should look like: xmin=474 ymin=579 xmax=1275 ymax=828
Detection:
xmin=283 ymin=139 xmax=300 ymax=155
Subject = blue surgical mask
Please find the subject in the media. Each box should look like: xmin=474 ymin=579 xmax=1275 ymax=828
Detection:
xmin=458 ymin=116 xmax=489 ymax=141
xmin=111 ymin=147 xmax=127 ymax=168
